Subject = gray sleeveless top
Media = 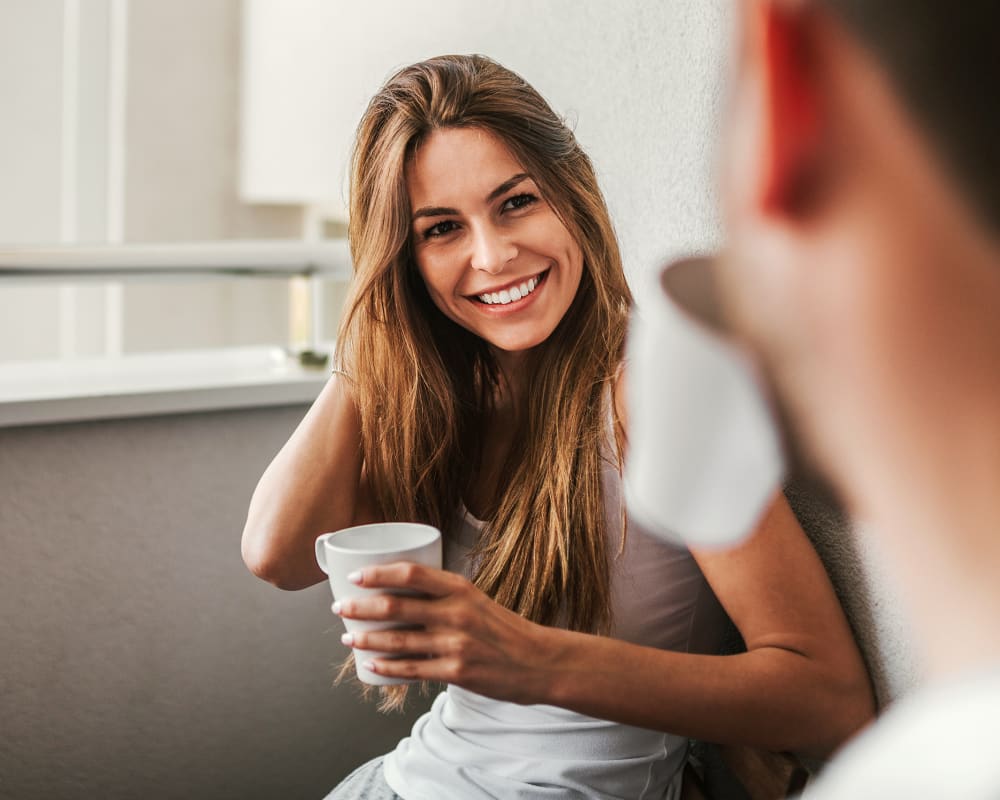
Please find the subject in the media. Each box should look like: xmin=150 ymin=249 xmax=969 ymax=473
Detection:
xmin=383 ymin=415 xmax=729 ymax=800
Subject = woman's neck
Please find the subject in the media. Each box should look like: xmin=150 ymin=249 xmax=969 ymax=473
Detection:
xmin=463 ymin=347 xmax=531 ymax=520
xmin=492 ymin=347 xmax=531 ymax=406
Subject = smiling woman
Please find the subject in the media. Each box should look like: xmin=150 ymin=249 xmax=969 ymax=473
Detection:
xmin=407 ymin=128 xmax=584 ymax=362
xmin=241 ymin=54 xmax=875 ymax=800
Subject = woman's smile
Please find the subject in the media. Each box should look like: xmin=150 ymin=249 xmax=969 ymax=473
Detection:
xmin=467 ymin=267 xmax=550 ymax=313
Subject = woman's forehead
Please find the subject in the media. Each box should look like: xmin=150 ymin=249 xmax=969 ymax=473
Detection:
xmin=405 ymin=127 xmax=528 ymax=210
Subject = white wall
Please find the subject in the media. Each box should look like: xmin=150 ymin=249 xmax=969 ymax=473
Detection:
xmin=3 ymin=1 xmax=725 ymax=355
xmin=242 ymin=0 xmax=728 ymax=279
xmin=0 ymin=0 xmax=69 ymax=358
xmin=0 ymin=0 xmax=64 ymax=244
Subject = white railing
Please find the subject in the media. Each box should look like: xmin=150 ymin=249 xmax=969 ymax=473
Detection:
xmin=0 ymin=239 xmax=354 ymax=427
xmin=0 ymin=238 xmax=353 ymax=362
xmin=0 ymin=239 xmax=352 ymax=280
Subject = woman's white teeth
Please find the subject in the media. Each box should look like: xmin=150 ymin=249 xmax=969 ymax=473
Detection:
xmin=479 ymin=276 xmax=539 ymax=305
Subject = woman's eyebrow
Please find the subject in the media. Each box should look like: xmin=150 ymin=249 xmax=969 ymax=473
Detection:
xmin=410 ymin=173 xmax=531 ymax=222
xmin=486 ymin=172 xmax=530 ymax=203
xmin=412 ymin=205 xmax=457 ymax=221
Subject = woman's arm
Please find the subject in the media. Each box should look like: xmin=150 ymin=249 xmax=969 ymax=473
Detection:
xmin=241 ymin=374 xmax=369 ymax=590
xmin=545 ymin=492 xmax=876 ymax=757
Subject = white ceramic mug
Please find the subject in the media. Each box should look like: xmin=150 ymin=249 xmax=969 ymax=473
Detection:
xmin=624 ymin=255 xmax=786 ymax=548
xmin=315 ymin=522 xmax=442 ymax=685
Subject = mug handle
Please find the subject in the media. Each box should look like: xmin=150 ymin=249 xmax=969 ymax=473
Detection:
xmin=315 ymin=535 xmax=329 ymax=575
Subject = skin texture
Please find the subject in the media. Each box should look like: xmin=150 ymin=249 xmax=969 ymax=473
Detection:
xmin=717 ymin=1 xmax=1000 ymax=679
xmin=327 ymin=125 xmax=875 ymax=758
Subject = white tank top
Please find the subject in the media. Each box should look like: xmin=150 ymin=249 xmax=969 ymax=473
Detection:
xmin=383 ymin=436 xmax=729 ymax=800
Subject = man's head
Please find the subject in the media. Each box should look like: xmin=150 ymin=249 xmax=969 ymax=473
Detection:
xmin=718 ymin=1 xmax=1000 ymax=519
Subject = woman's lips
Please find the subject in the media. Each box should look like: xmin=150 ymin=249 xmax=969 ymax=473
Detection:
xmin=468 ymin=268 xmax=550 ymax=308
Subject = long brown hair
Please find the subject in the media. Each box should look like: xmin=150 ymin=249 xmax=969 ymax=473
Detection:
xmin=336 ymin=54 xmax=632 ymax=702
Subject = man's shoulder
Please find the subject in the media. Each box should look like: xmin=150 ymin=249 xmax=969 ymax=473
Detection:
xmin=802 ymin=668 xmax=1000 ymax=799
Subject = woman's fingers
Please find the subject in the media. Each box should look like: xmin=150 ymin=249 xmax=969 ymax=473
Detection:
xmin=337 ymin=594 xmax=552 ymax=705
xmin=333 ymin=593 xmax=431 ymax=625
xmin=361 ymin=655 xmax=458 ymax=683
xmin=342 ymin=628 xmax=469 ymax=684
xmin=351 ymin=562 xmax=465 ymax=597
xmin=342 ymin=627 xmax=450 ymax=655
xmin=333 ymin=564 xmax=478 ymax=625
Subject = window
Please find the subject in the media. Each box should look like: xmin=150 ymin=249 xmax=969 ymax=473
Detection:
xmin=0 ymin=1 xmax=349 ymax=367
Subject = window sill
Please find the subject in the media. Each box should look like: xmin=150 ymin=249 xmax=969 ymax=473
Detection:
xmin=0 ymin=346 xmax=329 ymax=428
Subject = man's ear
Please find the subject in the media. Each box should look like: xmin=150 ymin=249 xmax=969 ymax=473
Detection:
xmin=753 ymin=1 xmax=822 ymax=214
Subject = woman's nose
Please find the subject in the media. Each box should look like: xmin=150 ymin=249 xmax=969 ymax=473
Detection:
xmin=470 ymin=224 xmax=516 ymax=274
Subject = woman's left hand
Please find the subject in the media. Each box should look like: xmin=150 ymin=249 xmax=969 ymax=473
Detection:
xmin=333 ymin=563 xmax=560 ymax=703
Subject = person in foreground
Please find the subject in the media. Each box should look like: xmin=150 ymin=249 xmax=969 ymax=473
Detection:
xmin=715 ymin=1 xmax=1000 ymax=797
xmin=242 ymin=55 xmax=873 ymax=799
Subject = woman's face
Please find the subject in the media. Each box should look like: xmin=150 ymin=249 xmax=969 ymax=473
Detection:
xmin=406 ymin=126 xmax=584 ymax=358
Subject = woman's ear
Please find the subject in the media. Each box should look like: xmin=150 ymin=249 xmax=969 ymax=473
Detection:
xmin=752 ymin=1 xmax=823 ymax=215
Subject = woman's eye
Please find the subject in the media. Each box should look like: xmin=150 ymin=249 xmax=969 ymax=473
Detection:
xmin=423 ymin=220 xmax=458 ymax=239
xmin=502 ymin=193 xmax=537 ymax=212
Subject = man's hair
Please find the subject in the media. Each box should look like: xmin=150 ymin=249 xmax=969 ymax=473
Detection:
xmin=821 ymin=1 xmax=999 ymax=233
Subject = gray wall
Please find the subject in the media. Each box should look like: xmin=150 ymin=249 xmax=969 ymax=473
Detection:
xmin=0 ymin=407 xmax=429 ymax=800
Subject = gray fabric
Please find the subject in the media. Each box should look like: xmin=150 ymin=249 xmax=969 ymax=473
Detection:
xmin=324 ymin=756 xmax=401 ymax=800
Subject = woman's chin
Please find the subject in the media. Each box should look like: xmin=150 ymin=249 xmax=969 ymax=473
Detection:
xmin=485 ymin=334 xmax=549 ymax=358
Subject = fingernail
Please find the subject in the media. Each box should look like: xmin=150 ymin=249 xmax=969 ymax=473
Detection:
xmin=331 ymin=601 xmax=342 ymax=614
xmin=347 ymin=570 xmax=363 ymax=585
xmin=362 ymin=660 xmax=376 ymax=673
xmin=340 ymin=632 xmax=354 ymax=646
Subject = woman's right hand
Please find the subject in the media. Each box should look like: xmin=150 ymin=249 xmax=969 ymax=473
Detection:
xmin=334 ymin=562 xmax=562 ymax=705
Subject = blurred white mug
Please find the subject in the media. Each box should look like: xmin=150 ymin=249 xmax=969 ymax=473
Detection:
xmin=624 ymin=255 xmax=785 ymax=548
xmin=316 ymin=522 xmax=442 ymax=685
